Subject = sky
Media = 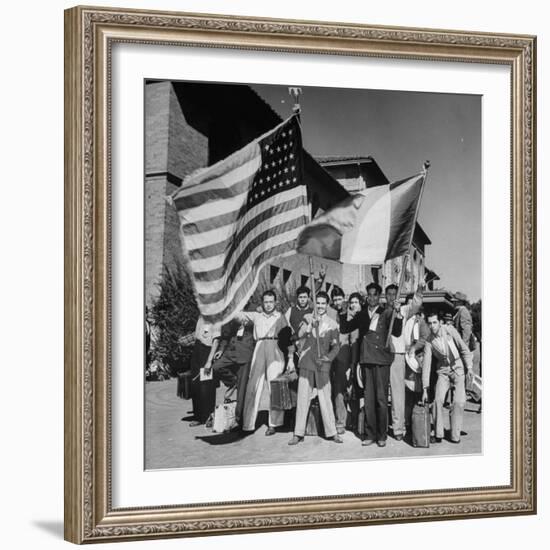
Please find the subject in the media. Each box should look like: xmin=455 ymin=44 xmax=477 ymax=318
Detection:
xmin=252 ymin=84 xmax=482 ymax=302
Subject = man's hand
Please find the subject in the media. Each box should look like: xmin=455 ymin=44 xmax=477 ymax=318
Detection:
xmin=422 ymin=388 xmax=429 ymax=404
xmin=311 ymin=317 xmax=319 ymax=328
xmin=203 ymin=361 xmax=212 ymax=376
xmin=393 ymin=299 xmax=402 ymax=313
xmin=466 ymin=369 xmax=474 ymax=387
xmin=213 ymin=350 xmax=223 ymax=361
xmin=315 ymin=355 xmax=331 ymax=367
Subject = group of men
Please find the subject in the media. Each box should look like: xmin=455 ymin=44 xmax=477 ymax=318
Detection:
xmin=186 ymin=280 xmax=477 ymax=448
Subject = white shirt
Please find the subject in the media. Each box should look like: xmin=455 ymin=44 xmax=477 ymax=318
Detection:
xmin=390 ymin=293 xmax=422 ymax=353
xmin=240 ymin=310 xmax=287 ymax=340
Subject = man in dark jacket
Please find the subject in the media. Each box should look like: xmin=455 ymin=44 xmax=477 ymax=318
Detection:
xmin=339 ymin=282 xmax=403 ymax=447
xmin=207 ymin=317 xmax=255 ymax=429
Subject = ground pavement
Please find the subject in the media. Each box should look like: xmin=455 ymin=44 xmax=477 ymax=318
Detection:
xmin=145 ymin=377 xmax=482 ymax=470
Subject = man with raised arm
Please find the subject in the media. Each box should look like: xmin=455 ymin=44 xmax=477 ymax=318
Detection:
xmin=338 ymin=283 xmax=403 ymax=447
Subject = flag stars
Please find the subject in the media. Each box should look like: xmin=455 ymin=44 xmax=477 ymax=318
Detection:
xmin=266 ymin=175 xmax=271 ymax=182
xmin=291 ymin=165 xmax=296 ymax=171
xmin=284 ymin=167 xmax=289 ymax=173
xmin=289 ymin=153 xmax=294 ymax=159
xmin=292 ymin=177 xmax=297 ymax=183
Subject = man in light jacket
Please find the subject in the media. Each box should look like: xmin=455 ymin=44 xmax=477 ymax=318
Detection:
xmin=422 ymin=312 xmax=473 ymax=443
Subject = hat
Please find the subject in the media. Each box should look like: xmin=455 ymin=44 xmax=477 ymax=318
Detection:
xmin=356 ymin=364 xmax=364 ymax=389
xmin=405 ymin=353 xmax=420 ymax=373
xmin=444 ymin=312 xmax=454 ymax=322
xmin=453 ymin=291 xmax=468 ymax=302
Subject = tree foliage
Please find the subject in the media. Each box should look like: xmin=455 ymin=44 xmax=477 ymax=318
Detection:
xmin=150 ymin=262 xmax=199 ymax=374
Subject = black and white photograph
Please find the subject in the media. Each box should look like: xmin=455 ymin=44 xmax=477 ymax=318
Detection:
xmin=144 ymin=79 xmax=482 ymax=470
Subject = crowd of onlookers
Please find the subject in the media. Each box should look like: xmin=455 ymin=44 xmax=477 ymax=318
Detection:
xmin=147 ymin=280 xmax=481 ymax=447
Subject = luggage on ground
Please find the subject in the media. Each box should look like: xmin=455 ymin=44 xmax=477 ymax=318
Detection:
xmin=177 ymin=371 xmax=192 ymax=399
xmin=411 ymin=402 xmax=431 ymax=448
xmin=212 ymin=401 xmax=237 ymax=433
xmin=305 ymin=397 xmax=325 ymax=437
xmin=270 ymin=372 xmax=298 ymax=411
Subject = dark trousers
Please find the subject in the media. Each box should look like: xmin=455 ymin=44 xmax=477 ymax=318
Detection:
xmin=212 ymin=354 xmax=251 ymax=423
xmin=331 ymin=344 xmax=351 ymax=429
xmin=361 ymin=363 xmax=390 ymax=442
xmin=190 ymin=341 xmax=215 ymax=423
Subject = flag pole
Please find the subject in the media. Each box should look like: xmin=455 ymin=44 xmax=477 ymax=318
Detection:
xmin=289 ymin=86 xmax=321 ymax=358
xmin=385 ymin=161 xmax=431 ymax=347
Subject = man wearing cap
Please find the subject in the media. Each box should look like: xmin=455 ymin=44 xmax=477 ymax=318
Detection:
xmin=443 ymin=312 xmax=454 ymax=326
xmin=339 ymin=282 xmax=403 ymax=447
xmin=422 ymin=312 xmax=473 ymax=443
xmin=453 ymin=292 xmax=474 ymax=348
xmin=385 ymin=281 xmax=424 ymax=442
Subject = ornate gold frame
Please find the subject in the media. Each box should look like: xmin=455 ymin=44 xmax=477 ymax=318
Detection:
xmin=64 ymin=5 xmax=537 ymax=544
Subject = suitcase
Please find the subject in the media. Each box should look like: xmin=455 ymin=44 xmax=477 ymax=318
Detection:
xmin=305 ymin=397 xmax=325 ymax=437
xmin=411 ymin=403 xmax=431 ymax=448
xmin=270 ymin=372 xmax=298 ymax=411
xmin=177 ymin=371 xmax=192 ymax=399
xmin=212 ymin=401 xmax=237 ymax=433
xmin=357 ymin=408 xmax=365 ymax=437
xmin=466 ymin=373 xmax=483 ymax=402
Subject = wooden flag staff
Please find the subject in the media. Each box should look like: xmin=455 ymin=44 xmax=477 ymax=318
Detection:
xmin=385 ymin=160 xmax=431 ymax=347
xmin=290 ymin=86 xmax=322 ymax=358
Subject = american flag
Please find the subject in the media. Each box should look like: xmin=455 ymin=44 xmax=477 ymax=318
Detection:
xmin=170 ymin=115 xmax=309 ymax=325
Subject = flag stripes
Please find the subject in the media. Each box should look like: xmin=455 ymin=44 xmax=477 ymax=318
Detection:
xmin=171 ymin=115 xmax=309 ymax=324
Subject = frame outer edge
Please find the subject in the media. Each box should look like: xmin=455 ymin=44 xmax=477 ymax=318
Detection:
xmin=64 ymin=6 xmax=85 ymax=545
xmin=64 ymin=6 xmax=537 ymax=543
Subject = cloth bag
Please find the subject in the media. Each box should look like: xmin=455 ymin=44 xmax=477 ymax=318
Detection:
xmin=212 ymin=401 xmax=237 ymax=433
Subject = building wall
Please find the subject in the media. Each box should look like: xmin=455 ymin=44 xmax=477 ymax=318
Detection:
xmin=381 ymin=247 xmax=426 ymax=295
xmin=145 ymin=82 xmax=208 ymax=306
